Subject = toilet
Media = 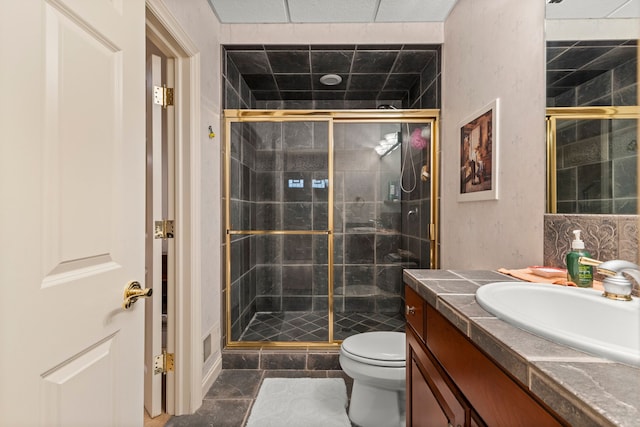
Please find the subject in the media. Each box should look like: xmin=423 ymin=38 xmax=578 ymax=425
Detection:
xmin=339 ymin=331 xmax=406 ymax=427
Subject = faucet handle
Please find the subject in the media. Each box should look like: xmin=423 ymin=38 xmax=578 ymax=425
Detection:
xmin=596 ymin=259 xmax=640 ymax=276
xmin=592 ymin=259 xmax=640 ymax=301
xmin=578 ymin=256 xmax=603 ymax=267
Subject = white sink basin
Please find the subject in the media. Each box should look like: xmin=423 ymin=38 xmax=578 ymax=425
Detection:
xmin=476 ymin=282 xmax=640 ymax=367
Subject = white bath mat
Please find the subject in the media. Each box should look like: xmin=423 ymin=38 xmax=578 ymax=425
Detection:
xmin=245 ymin=377 xmax=351 ymax=427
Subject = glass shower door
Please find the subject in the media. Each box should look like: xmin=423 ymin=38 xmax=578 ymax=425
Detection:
xmin=226 ymin=118 xmax=332 ymax=343
xmin=332 ymin=120 xmax=433 ymax=340
xmin=224 ymin=110 xmax=440 ymax=347
xmin=548 ymin=113 xmax=638 ymax=214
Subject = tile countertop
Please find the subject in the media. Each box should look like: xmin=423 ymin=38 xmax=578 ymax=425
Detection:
xmin=403 ymin=269 xmax=640 ymax=427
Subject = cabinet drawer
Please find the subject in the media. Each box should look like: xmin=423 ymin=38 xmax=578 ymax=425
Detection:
xmin=405 ymin=285 xmax=425 ymax=339
xmin=426 ymin=304 xmax=564 ymax=427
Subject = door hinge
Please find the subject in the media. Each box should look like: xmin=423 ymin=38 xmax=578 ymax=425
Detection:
xmin=153 ymin=84 xmax=174 ymax=108
xmin=154 ymin=350 xmax=175 ymax=375
xmin=154 ymin=219 xmax=175 ymax=239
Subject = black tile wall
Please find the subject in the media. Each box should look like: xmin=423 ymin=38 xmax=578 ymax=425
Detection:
xmin=555 ymin=119 xmax=637 ymax=214
xmin=344 ymin=234 xmax=375 ymax=264
xmin=548 ymin=41 xmax=638 ymax=215
xmin=222 ymin=44 xmax=441 ymax=109
xmin=222 ymin=50 xmax=438 ymax=340
xmin=376 ymin=265 xmax=403 ymax=294
xmin=546 ymin=40 xmax=637 ymax=104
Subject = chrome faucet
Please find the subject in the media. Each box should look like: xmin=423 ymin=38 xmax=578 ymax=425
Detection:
xmin=579 ymin=257 xmax=640 ymax=301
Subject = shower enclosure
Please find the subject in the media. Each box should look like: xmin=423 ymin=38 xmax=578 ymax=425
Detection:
xmin=224 ymin=110 xmax=439 ymax=347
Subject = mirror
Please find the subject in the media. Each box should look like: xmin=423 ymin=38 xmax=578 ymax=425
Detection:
xmin=545 ymin=6 xmax=639 ymax=214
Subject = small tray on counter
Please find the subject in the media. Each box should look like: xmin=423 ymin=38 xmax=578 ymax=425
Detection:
xmin=528 ymin=266 xmax=567 ymax=278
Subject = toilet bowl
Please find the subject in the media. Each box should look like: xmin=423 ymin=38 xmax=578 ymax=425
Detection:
xmin=339 ymin=331 xmax=406 ymax=427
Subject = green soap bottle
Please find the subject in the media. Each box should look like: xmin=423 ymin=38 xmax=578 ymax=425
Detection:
xmin=565 ymin=230 xmax=593 ymax=287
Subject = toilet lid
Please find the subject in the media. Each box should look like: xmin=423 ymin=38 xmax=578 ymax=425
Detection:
xmin=341 ymin=331 xmax=405 ymax=367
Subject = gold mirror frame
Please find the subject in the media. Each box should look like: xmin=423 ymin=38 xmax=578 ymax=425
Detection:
xmin=546 ymin=106 xmax=640 ymax=213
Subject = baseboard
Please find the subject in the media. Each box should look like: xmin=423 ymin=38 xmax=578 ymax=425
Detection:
xmin=202 ymin=355 xmax=222 ymax=396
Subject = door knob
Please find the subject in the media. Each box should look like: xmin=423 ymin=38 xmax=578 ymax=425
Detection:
xmin=122 ymin=281 xmax=152 ymax=310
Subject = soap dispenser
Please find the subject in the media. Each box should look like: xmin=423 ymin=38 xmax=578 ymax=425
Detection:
xmin=566 ymin=230 xmax=593 ymax=287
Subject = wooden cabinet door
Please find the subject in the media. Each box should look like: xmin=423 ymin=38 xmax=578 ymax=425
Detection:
xmin=408 ymin=327 xmax=468 ymax=427
xmin=410 ymin=358 xmax=450 ymax=427
xmin=426 ymin=305 xmax=565 ymax=427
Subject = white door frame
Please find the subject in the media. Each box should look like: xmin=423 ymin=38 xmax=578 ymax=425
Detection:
xmin=145 ymin=0 xmax=203 ymax=415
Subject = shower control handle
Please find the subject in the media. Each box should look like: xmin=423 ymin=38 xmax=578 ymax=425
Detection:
xmin=406 ymin=305 xmax=416 ymax=315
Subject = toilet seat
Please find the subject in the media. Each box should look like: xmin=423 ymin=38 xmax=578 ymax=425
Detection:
xmin=341 ymin=331 xmax=405 ymax=367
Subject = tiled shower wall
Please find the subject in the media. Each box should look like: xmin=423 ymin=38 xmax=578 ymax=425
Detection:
xmin=401 ymin=128 xmax=433 ymax=268
xmin=222 ymin=45 xmax=441 ymax=110
xmin=226 ymin=120 xmax=431 ymax=339
xmin=543 ymin=214 xmax=639 ymax=296
xmin=548 ymin=41 xmax=637 ymax=214
xmin=221 ymin=45 xmax=440 ymax=341
xmin=555 ymin=119 xmax=637 ymax=214
xmin=227 ymin=122 xmax=256 ymax=340
xmin=227 ymin=120 xmax=333 ymax=339
xmin=548 ymin=45 xmax=637 ymax=108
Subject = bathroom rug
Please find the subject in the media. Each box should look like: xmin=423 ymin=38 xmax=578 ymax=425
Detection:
xmin=245 ymin=377 xmax=351 ymax=427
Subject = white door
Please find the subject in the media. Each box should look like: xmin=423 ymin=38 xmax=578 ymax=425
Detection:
xmin=144 ymin=53 xmax=164 ymax=418
xmin=0 ymin=0 xmax=146 ymax=426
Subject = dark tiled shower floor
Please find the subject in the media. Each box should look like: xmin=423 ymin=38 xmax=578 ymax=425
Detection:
xmin=239 ymin=311 xmax=405 ymax=342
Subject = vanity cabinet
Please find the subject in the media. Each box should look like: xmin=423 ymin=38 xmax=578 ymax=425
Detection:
xmin=405 ymin=285 xmax=568 ymax=427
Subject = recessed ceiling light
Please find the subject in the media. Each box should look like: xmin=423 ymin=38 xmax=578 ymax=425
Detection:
xmin=319 ymin=74 xmax=342 ymax=86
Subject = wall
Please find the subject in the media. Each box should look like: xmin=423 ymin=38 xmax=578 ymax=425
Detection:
xmin=219 ymin=22 xmax=443 ymax=46
xmin=160 ymin=0 xmax=223 ymax=383
xmin=440 ymin=0 xmax=546 ymax=269
xmin=545 ymin=18 xmax=640 ymax=42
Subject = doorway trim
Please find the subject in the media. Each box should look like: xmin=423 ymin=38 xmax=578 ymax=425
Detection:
xmin=146 ymin=0 xmax=203 ymax=415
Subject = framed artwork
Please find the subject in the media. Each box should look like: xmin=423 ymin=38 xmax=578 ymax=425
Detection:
xmin=458 ymin=99 xmax=499 ymax=201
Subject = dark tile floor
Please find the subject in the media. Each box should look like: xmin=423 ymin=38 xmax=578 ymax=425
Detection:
xmin=239 ymin=311 xmax=405 ymax=341
xmin=165 ymin=312 xmax=404 ymax=425
xmin=165 ymin=369 xmax=354 ymax=427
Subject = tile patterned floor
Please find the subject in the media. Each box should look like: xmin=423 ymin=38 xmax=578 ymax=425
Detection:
xmin=164 ymin=369 xmax=354 ymax=427
xmin=156 ymin=312 xmax=404 ymax=426
xmin=239 ymin=311 xmax=405 ymax=342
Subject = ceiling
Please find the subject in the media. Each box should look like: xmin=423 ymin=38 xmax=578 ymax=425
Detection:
xmin=216 ymin=1 xmax=639 ymax=104
xmin=207 ymin=0 xmax=640 ymax=24
xmin=225 ymin=44 xmax=439 ymax=103
xmin=207 ymin=0 xmax=457 ymax=24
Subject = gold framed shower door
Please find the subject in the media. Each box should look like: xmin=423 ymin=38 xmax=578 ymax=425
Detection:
xmin=546 ymin=106 xmax=640 ymax=213
xmin=223 ymin=109 xmax=440 ymax=349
